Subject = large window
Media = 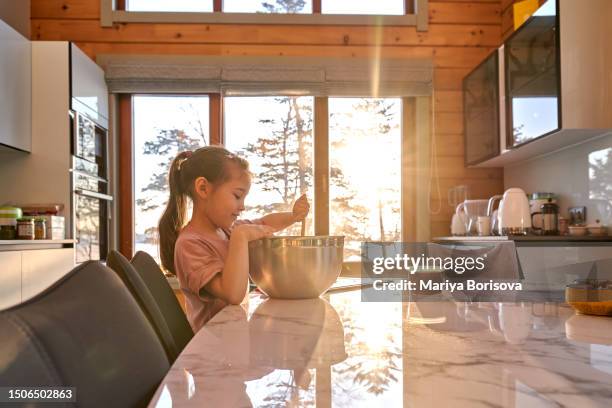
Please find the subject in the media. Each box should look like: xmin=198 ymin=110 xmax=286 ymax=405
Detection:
xmin=133 ymin=95 xmax=209 ymax=260
xmin=329 ymin=98 xmax=402 ymax=260
xmin=126 ymin=0 xmax=404 ymax=14
xmin=224 ymin=96 xmax=315 ymax=236
xmin=105 ymin=0 xmax=423 ymax=28
xmin=129 ymin=95 xmax=404 ymax=262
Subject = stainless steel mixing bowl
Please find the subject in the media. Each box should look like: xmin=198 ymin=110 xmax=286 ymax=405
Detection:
xmin=248 ymin=236 xmax=344 ymax=299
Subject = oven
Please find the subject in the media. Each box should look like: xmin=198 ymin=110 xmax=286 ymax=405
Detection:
xmin=71 ymin=110 xmax=113 ymax=263
xmin=72 ymin=111 xmax=107 ymax=173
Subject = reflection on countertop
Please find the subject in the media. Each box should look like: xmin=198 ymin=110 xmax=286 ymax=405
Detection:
xmin=148 ymin=289 xmax=612 ymax=407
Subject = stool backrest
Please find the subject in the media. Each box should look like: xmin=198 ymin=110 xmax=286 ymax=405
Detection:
xmin=131 ymin=251 xmax=193 ymax=351
xmin=0 ymin=261 xmax=170 ymax=408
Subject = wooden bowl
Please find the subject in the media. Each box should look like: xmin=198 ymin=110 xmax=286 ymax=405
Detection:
xmin=565 ymin=281 xmax=612 ymax=316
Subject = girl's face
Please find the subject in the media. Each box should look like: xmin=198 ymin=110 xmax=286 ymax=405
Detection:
xmin=200 ymin=166 xmax=251 ymax=230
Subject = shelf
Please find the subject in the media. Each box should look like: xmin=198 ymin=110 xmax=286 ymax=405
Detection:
xmin=471 ymin=129 xmax=611 ymax=168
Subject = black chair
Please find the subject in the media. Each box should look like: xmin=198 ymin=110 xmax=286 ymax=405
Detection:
xmin=106 ymin=250 xmax=179 ymax=363
xmin=0 ymin=261 xmax=169 ymax=408
xmin=131 ymin=251 xmax=193 ymax=352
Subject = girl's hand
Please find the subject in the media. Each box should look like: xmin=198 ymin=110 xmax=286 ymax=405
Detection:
xmin=292 ymin=194 xmax=310 ymax=222
xmin=233 ymin=224 xmax=275 ymax=242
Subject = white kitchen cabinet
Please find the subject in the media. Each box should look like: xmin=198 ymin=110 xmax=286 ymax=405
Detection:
xmin=0 ymin=18 xmax=31 ymax=152
xmin=0 ymin=251 xmax=22 ymax=310
xmin=0 ymin=42 xmax=73 ymax=236
xmin=0 ymin=247 xmax=75 ymax=310
xmin=70 ymin=43 xmax=109 ymax=128
xmin=22 ymin=248 xmax=75 ymax=301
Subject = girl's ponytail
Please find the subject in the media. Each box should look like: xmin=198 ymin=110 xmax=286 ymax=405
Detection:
xmin=158 ymin=151 xmax=191 ymax=274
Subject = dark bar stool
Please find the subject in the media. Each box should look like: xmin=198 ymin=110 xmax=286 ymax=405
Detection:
xmin=0 ymin=261 xmax=170 ymax=408
xmin=106 ymin=250 xmax=179 ymax=362
xmin=131 ymin=251 xmax=193 ymax=352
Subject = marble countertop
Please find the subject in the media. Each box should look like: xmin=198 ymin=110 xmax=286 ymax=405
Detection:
xmin=0 ymin=239 xmax=74 ymax=244
xmin=434 ymin=235 xmax=612 ymax=243
xmin=0 ymin=239 xmax=75 ymax=251
xmin=148 ymin=288 xmax=612 ymax=407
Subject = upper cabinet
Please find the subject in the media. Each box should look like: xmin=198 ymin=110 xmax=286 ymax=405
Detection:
xmin=505 ymin=1 xmax=559 ymax=148
xmin=0 ymin=19 xmax=31 ymax=152
xmin=70 ymin=44 xmax=109 ymax=129
xmin=463 ymin=48 xmax=501 ymax=166
xmin=466 ymin=0 xmax=612 ymax=167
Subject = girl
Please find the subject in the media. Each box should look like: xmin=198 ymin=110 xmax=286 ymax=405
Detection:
xmin=159 ymin=146 xmax=309 ymax=331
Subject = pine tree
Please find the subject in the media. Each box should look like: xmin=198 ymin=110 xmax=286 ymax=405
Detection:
xmin=243 ymin=97 xmax=313 ymax=233
xmin=589 ymin=148 xmax=612 ymax=200
xmin=261 ymin=0 xmax=307 ymax=13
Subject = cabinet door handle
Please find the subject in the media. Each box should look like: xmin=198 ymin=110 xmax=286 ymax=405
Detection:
xmin=75 ymin=189 xmax=113 ymax=201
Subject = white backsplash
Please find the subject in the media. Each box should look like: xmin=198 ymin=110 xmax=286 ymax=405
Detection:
xmin=504 ymin=133 xmax=612 ymax=226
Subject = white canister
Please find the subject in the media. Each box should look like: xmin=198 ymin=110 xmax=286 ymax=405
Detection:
xmin=477 ymin=216 xmax=491 ymax=236
xmin=451 ymin=213 xmax=467 ymax=236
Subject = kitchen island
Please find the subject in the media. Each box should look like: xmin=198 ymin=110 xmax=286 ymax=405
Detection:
xmin=148 ymin=288 xmax=612 ymax=407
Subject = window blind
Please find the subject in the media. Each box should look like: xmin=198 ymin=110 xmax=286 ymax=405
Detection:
xmin=99 ymin=55 xmax=433 ymax=97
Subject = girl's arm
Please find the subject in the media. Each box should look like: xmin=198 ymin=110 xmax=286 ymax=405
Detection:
xmin=261 ymin=194 xmax=310 ymax=231
xmin=260 ymin=212 xmax=298 ymax=231
xmin=203 ymin=224 xmax=273 ymax=304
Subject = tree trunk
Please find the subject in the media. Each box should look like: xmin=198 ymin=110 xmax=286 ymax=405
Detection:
xmin=291 ymin=97 xmax=307 ymax=195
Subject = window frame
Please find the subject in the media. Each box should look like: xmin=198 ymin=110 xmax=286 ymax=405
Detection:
xmin=100 ymin=0 xmax=428 ymax=31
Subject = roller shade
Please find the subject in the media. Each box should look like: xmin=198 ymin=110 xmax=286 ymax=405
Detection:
xmin=98 ymin=55 xmax=433 ymax=97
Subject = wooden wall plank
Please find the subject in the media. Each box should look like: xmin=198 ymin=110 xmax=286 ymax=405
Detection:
xmin=500 ymin=0 xmax=515 ymax=11
xmin=434 ymin=90 xmax=462 ymax=112
xmin=72 ymin=42 xmax=491 ymax=69
xmin=429 ymin=2 xmax=500 ymax=25
xmin=433 ymin=133 xmax=464 ymax=156
xmin=501 ymin=4 xmax=514 ymax=39
xmin=31 ymin=0 xmax=99 ymax=20
xmin=434 ymin=67 xmax=471 ymax=90
xmin=436 ymin=112 xmax=464 ymax=134
xmin=31 ymin=20 xmax=501 ymax=47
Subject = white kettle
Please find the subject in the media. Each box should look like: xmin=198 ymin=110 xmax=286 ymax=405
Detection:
xmin=498 ymin=188 xmax=532 ymax=235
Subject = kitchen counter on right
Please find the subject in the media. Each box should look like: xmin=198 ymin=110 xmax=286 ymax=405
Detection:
xmin=432 ymin=237 xmax=612 ymax=297
xmin=434 ymin=235 xmax=612 ymax=245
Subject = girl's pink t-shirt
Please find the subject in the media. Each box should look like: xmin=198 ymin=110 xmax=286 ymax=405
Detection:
xmin=173 ymin=219 xmax=261 ymax=332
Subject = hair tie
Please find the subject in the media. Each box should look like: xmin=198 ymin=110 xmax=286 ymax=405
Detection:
xmin=177 ymin=151 xmax=192 ymax=172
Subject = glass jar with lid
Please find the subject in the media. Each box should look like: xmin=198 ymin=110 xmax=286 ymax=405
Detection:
xmin=0 ymin=225 xmax=17 ymax=240
xmin=17 ymin=218 xmax=35 ymax=240
xmin=34 ymin=218 xmax=46 ymax=239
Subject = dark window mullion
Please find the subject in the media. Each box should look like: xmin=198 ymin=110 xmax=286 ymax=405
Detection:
xmin=209 ymin=93 xmax=222 ymax=145
xmin=314 ymin=97 xmax=329 ymax=236
xmin=214 ymin=0 xmax=222 ymax=12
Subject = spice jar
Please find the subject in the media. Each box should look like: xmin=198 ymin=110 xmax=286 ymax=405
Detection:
xmin=17 ymin=218 xmax=35 ymax=240
xmin=34 ymin=218 xmax=46 ymax=240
